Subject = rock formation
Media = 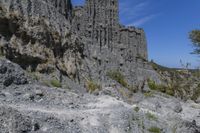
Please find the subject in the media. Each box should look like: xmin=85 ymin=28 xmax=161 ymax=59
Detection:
xmin=0 ymin=0 xmax=85 ymax=83
xmin=72 ymin=0 xmax=158 ymax=86
xmin=0 ymin=0 xmax=159 ymax=89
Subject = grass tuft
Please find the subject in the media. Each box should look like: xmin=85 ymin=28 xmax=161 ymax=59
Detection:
xmin=191 ymin=84 xmax=200 ymax=101
xmin=50 ymin=79 xmax=62 ymax=88
xmin=146 ymin=112 xmax=158 ymax=121
xmin=147 ymin=79 xmax=174 ymax=96
xmin=86 ymin=80 xmax=101 ymax=93
xmin=107 ymin=70 xmax=128 ymax=88
xmin=148 ymin=126 xmax=161 ymax=133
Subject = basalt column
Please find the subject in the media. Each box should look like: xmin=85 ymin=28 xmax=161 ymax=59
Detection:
xmin=84 ymin=0 xmax=119 ymax=49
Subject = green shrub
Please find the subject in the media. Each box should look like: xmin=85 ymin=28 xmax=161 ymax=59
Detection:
xmin=107 ymin=70 xmax=128 ymax=88
xmin=148 ymin=127 xmax=161 ymax=133
xmin=147 ymin=79 xmax=174 ymax=96
xmin=166 ymin=87 xmax=174 ymax=96
xmin=50 ymin=79 xmax=62 ymax=88
xmin=86 ymin=80 xmax=101 ymax=93
xmin=191 ymin=84 xmax=200 ymax=101
xmin=148 ymin=80 xmax=157 ymax=90
xmin=146 ymin=112 xmax=157 ymax=121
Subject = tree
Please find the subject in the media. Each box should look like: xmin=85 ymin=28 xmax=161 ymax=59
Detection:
xmin=189 ymin=30 xmax=200 ymax=55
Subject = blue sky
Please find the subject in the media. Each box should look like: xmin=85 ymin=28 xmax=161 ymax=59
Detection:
xmin=72 ymin=0 xmax=200 ymax=68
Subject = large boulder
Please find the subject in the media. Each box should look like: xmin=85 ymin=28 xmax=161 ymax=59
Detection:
xmin=0 ymin=58 xmax=28 ymax=87
xmin=0 ymin=105 xmax=37 ymax=132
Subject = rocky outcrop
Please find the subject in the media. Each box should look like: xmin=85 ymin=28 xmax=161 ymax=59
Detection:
xmin=0 ymin=58 xmax=28 ymax=87
xmin=0 ymin=0 xmax=84 ymax=83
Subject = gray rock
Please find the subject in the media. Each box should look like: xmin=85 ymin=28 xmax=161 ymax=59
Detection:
xmin=176 ymin=120 xmax=200 ymax=133
xmin=142 ymin=81 xmax=151 ymax=93
xmin=35 ymin=90 xmax=44 ymax=97
xmin=174 ymin=101 xmax=183 ymax=113
xmin=169 ymin=100 xmax=183 ymax=113
xmin=0 ymin=58 xmax=28 ymax=87
xmin=0 ymin=105 xmax=33 ymax=133
xmin=195 ymin=97 xmax=200 ymax=103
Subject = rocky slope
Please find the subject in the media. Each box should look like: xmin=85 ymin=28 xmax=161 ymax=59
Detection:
xmin=0 ymin=58 xmax=200 ymax=133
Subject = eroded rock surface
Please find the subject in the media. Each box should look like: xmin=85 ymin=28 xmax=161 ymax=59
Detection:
xmin=0 ymin=0 xmax=160 ymax=90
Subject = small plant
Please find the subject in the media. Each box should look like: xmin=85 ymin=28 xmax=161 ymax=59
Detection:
xmin=172 ymin=125 xmax=177 ymax=133
xmin=134 ymin=106 xmax=140 ymax=112
xmin=136 ymin=54 xmax=147 ymax=62
xmin=28 ymin=72 xmax=40 ymax=81
xmin=86 ymin=80 xmax=101 ymax=93
xmin=147 ymin=79 xmax=157 ymax=90
xmin=0 ymin=47 xmax=5 ymax=57
xmin=165 ymin=87 xmax=174 ymax=96
xmin=127 ymin=85 xmax=138 ymax=93
xmin=118 ymin=88 xmax=130 ymax=98
xmin=148 ymin=126 xmax=161 ymax=133
xmin=144 ymin=92 xmax=154 ymax=97
xmin=146 ymin=112 xmax=157 ymax=121
xmin=107 ymin=70 xmax=128 ymax=88
xmin=147 ymin=79 xmax=174 ymax=96
xmin=0 ymin=51 xmax=3 ymax=57
xmin=191 ymin=84 xmax=200 ymax=101
xmin=50 ymin=79 xmax=62 ymax=88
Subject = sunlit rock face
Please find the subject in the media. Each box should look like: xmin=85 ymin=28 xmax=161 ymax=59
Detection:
xmin=72 ymin=0 xmax=157 ymax=86
xmin=0 ymin=0 xmax=84 ymax=82
xmin=0 ymin=0 xmax=159 ymax=89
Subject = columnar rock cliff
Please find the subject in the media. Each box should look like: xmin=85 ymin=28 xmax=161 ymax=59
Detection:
xmin=0 ymin=0 xmax=159 ymax=90
xmin=73 ymin=0 xmax=157 ymax=86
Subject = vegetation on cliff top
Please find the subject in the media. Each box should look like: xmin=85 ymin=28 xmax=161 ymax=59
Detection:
xmin=150 ymin=61 xmax=200 ymax=101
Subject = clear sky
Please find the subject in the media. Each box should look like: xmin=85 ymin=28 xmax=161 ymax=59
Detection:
xmin=72 ymin=0 xmax=200 ymax=68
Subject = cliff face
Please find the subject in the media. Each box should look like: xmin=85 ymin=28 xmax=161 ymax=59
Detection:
xmin=72 ymin=0 xmax=158 ymax=86
xmin=0 ymin=0 xmax=159 ymax=90
xmin=0 ymin=0 xmax=84 ymax=81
